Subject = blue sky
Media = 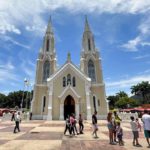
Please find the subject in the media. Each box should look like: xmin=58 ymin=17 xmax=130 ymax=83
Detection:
xmin=0 ymin=0 xmax=150 ymax=96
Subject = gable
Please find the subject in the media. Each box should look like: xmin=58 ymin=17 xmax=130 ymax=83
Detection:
xmin=47 ymin=62 xmax=91 ymax=83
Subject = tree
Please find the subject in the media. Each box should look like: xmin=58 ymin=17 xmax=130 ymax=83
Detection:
xmin=115 ymin=97 xmax=137 ymax=109
xmin=116 ymin=91 xmax=128 ymax=98
xmin=107 ymin=95 xmax=118 ymax=109
xmin=0 ymin=93 xmax=7 ymax=107
xmin=131 ymin=81 xmax=150 ymax=104
xmin=0 ymin=90 xmax=33 ymax=109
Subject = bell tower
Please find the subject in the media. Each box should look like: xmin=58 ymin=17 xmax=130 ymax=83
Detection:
xmin=80 ymin=16 xmax=108 ymax=118
xmin=35 ymin=17 xmax=57 ymax=84
xmin=80 ymin=16 xmax=103 ymax=84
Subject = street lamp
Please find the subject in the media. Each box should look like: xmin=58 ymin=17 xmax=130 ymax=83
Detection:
xmin=20 ymin=78 xmax=28 ymax=111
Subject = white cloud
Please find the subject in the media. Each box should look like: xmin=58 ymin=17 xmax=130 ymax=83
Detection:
xmin=20 ymin=59 xmax=35 ymax=82
xmin=106 ymin=75 xmax=150 ymax=89
xmin=121 ymin=15 xmax=150 ymax=51
xmin=0 ymin=0 xmax=150 ymax=36
xmin=133 ymin=54 xmax=150 ymax=60
xmin=121 ymin=36 xmax=141 ymax=51
xmin=1 ymin=36 xmax=30 ymax=49
xmin=0 ymin=61 xmax=19 ymax=83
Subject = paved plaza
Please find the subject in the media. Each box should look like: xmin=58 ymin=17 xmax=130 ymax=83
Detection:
xmin=0 ymin=119 xmax=149 ymax=150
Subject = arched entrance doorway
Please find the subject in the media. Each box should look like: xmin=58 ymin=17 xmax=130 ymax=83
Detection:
xmin=64 ymin=95 xmax=75 ymax=120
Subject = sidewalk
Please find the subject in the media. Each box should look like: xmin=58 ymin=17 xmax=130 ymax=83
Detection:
xmin=0 ymin=120 xmax=149 ymax=150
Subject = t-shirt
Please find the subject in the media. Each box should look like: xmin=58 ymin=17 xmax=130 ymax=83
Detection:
xmin=92 ymin=114 xmax=97 ymax=124
xmin=142 ymin=114 xmax=150 ymax=130
xmin=130 ymin=121 xmax=138 ymax=131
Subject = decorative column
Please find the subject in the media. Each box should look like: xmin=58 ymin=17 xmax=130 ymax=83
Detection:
xmin=85 ymin=82 xmax=92 ymax=120
xmin=75 ymin=103 xmax=79 ymax=118
xmin=47 ymin=83 xmax=53 ymax=120
xmin=59 ymin=103 xmax=64 ymax=120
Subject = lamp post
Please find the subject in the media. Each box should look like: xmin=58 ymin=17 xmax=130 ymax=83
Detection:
xmin=20 ymin=78 xmax=28 ymax=111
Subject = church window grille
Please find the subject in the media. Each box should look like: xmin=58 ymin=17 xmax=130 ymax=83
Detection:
xmin=43 ymin=96 xmax=46 ymax=112
xmin=88 ymin=60 xmax=96 ymax=82
xmin=63 ymin=77 xmax=66 ymax=87
xmin=88 ymin=39 xmax=91 ymax=51
xmin=93 ymin=96 xmax=97 ymax=112
xmin=43 ymin=61 xmax=50 ymax=82
xmin=73 ymin=77 xmax=76 ymax=87
xmin=46 ymin=39 xmax=49 ymax=51
xmin=67 ymin=74 xmax=71 ymax=85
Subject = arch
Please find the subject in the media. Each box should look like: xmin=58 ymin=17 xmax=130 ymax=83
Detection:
xmin=88 ymin=59 xmax=96 ymax=82
xmin=46 ymin=39 xmax=49 ymax=51
xmin=43 ymin=60 xmax=50 ymax=82
xmin=88 ymin=38 xmax=91 ymax=51
xmin=67 ymin=74 xmax=71 ymax=85
xmin=72 ymin=76 xmax=76 ymax=87
xmin=64 ymin=95 xmax=75 ymax=119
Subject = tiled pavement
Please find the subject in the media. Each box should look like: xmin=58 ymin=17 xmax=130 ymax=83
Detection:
xmin=0 ymin=120 xmax=149 ymax=150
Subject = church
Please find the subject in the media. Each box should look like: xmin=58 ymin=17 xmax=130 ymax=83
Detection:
xmin=31 ymin=17 xmax=108 ymax=120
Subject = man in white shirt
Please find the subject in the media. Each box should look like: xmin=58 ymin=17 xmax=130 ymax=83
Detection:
xmin=13 ymin=111 xmax=21 ymax=133
xmin=142 ymin=110 xmax=150 ymax=148
xmin=130 ymin=116 xmax=141 ymax=146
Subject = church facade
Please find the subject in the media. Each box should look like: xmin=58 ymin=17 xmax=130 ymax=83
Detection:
xmin=31 ymin=18 xmax=108 ymax=120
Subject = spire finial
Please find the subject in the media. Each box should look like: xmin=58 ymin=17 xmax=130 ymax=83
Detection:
xmin=67 ymin=52 xmax=71 ymax=62
xmin=46 ymin=16 xmax=53 ymax=34
xmin=84 ymin=15 xmax=90 ymax=32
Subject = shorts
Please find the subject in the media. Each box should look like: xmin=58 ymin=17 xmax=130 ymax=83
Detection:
xmin=144 ymin=130 xmax=150 ymax=138
xmin=107 ymin=123 xmax=113 ymax=130
xmin=117 ymin=134 xmax=123 ymax=141
xmin=132 ymin=131 xmax=139 ymax=139
xmin=93 ymin=124 xmax=98 ymax=130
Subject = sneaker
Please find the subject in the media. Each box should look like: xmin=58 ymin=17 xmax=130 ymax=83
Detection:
xmin=136 ymin=144 xmax=142 ymax=147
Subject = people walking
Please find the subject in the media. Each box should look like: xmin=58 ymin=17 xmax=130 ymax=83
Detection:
xmin=79 ymin=114 xmax=84 ymax=134
xmin=136 ymin=118 xmax=142 ymax=132
xmin=64 ymin=116 xmax=71 ymax=135
xmin=11 ymin=112 xmax=15 ymax=121
xmin=130 ymin=116 xmax=141 ymax=147
xmin=116 ymin=122 xmax=124 ymax=146
xmin=69 ymin=113 xmax=75 ymax=136
xmin=13 ymin=111 xmax=21 ymax=133
xmin=92 ymin=111 xmax=98 ymax=138
xmin=113 ymin=111 xmax=122 ymax=142
xmin=107 ymin=112 xmax=115 ymax=144
xmin=142 ymin=110 xmax=150 ymax=148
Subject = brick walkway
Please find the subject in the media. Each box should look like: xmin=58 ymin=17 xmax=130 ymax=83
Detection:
xmin=0 ymin=120 xmax=149 ymax=150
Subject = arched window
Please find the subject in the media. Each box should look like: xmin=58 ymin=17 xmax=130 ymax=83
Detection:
xmin=43 ymin=61 xmax=50 ymax=82
xmin=43 ymin=96 xmax=46 ymax=112
xmin=63 ymin=77 xmax=66 ymax=87
xmin=93 ymin=96 xmax=97 ymax=112
xmin=72 ymin=77 xmax=76 ymax=87
xmin=88 ymin=39 xmax=91 ymax=51
xmin=98 ymin=99 xmax=100 ymax=106
xmin=88 ymin=60 xmax=96 ymax=82
xmin=46 ymin=39 xmax=49 ymax=51
xmin=67 ymin=74 xmax=71 ymax=85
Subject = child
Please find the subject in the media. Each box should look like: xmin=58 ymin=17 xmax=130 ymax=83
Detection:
xmin=136 ymin=118 xmax=142 ymax=132
xmin=130 ymin=116 xmax=141 ymax=146
xmin=116 ymin=122 xmax=124 ymax=146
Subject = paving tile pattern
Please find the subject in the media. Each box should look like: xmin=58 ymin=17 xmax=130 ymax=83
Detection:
xmin=0 ymin=120 xmax=149 ymax=150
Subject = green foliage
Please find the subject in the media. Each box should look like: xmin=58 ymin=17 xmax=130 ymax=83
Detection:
xmin=0 ymin=90 xmax=33 ymax=109
xmin=115 ymin=97 xmax=137 ymax=109
xmin=131 ymin=81 xmax=150 ymax=104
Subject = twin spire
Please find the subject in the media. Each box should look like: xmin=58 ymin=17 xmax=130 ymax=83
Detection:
xmin=46 ymin=16 xmax=91 ymax=34
xmin=46 ymin=16 xmax=53 ymax=34
xmin=84 ymin=15 xmax=91 ymax=32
